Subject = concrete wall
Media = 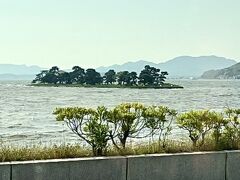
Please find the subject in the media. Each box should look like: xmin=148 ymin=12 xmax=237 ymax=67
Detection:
xmin=127 ymin=152 xmax=226 ymax=180
xmin=1 ymin=151 xmax=240 ymax=180
xmin=11 ymin=157 xmax=126 ymax=180
xmin=226 ymin=150 xmax=240 ymax=180
xmin=0 ymin=163 xmax=10 ymax=180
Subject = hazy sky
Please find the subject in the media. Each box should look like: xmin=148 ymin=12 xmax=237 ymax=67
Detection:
xmin=0 ymin=0 xmax=239 ymax=69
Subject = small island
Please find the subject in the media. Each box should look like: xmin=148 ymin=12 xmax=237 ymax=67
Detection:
xmin=31 ymin=65 xmax=183 ymax=89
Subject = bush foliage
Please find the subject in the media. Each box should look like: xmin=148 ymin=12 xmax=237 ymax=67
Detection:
xmin=53 ymin=103 xmax=240 ymax=156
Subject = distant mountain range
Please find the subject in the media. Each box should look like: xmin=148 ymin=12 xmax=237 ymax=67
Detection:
xmin=201 ymin=62 xmax=240 ymax=79
xmin=96 ymin=56 xmax=237 ymax=78
xmin=0 ymin=64 xmax=43 ymax=80
xmin=0 ymin=56 xmax=237 ymax=80
xmin=0 ymin=64 xmax=42 ymax=74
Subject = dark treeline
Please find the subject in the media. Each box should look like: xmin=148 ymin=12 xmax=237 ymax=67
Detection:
xmin=32 ymin=65 xmax=169 ymax=86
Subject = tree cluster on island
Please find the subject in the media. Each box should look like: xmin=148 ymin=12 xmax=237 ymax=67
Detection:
xmin=32 ymin=65 xmax=169 ymax=86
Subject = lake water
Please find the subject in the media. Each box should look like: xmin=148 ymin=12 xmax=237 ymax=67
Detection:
xmin=0 ymin=80 xmax=239 ymax=146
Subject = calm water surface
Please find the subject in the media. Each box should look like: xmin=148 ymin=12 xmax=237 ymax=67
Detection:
xmin=0 ymin=80 xmax=239 ymax=145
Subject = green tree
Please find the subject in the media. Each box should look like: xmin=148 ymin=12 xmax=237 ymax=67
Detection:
xmin=108 ymin=103 xmax=146 ymax=149
xmin=32 ymin=70 xmax=48 ymax=83
xmin=32 ymin=66 xmax=60 ymax=84
xmin=143 ymin=106 xmax=177 ymax=147
xmin=41 ymin=66 xmax=60 ymax=84
xmin=223 ymin=108 xmax=240 ymax=149
xmin=139 ymin=65 xmax=168 ymax=85
xmin=128 ymin=71 xmax=138 ymax=85
xmin=85 ymin=69 xmax=103 ymax=85
xmin=158 ymin=71 xmax=168 ymax=84
xmin=103 ymin=70 xmax=116 ymax=84
xmin=138 ymin=65 xmax=156 ymax=85
xmin=49 ymin=66 xmax=60 ymax=74
xmin=58 ymin=72 xmax=71 ymax=84
xmin=177 ymin=110 xmax=223 ymax=147
xmin=53 ymin=106 xmax=110 ymax=156
xmin=70 ymin=66 xmax=85 ymax=84
xmin=116 ymin=71 xmax=130 ymax=85
xmin=46 ymin=67 xmax=60 ymax=84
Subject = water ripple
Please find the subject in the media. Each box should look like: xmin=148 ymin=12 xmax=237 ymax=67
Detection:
xmin=0 ymin=79 xmax=240 ymax=145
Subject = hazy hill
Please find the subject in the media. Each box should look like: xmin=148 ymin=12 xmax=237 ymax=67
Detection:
xmin=0 ymin=56 xmax=237 ymax=80
xmin=0 ymin=64 xmax=43 ymax=80
xmin=0 ymin=64 xmax=42 ymax=75
xmin=158 ymin=56 xmax=236 ymax=77
xmin=96 ymin=60 xmax=158 ymax=73
xmin=96 ymin=56 xmax=237 ymax=78
xmin=201 ymin=62 xmax=240 ymax=79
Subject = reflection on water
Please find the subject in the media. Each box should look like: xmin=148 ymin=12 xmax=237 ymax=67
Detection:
xmin=0 ymin=79 xmax=239 ymax=145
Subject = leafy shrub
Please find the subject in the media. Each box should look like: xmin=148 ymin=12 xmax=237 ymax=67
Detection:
xmin=221 ymin=108 xmax=240 ymax=149
xmin=53 ymin=104 xmax=240 ymax=156
xmin=108 ymin=103 xmax=146 ymax=150
xmin=143 ymin=106 xmax=177 ymax=147
xmin=177 ymin=110 xmax=224 ymax=147
xmin=53 ymin=106 xmax=110 ymax=156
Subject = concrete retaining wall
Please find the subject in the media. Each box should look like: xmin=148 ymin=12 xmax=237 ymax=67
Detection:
xmin=11 ymin=157 xmax=126 ymax=180
xmin=0 ymin=163 xmax=10 ymax=180
xmin=1 ymin=151 xmax=240 ymax=180
xmin=226 ymin=151 xmax=240 ymax=180
xmin=127 ymin=152 xmax=226 ymax=180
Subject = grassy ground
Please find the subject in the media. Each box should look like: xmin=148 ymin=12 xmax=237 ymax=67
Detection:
xmin=0 ymin=144 xmax=91 ymax=162
xmin=0 ymin=138 xmax=236 ymax=162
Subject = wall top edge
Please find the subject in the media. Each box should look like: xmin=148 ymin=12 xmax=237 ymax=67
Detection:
xmin=1 ymin=150 xmax=240 ymax=165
